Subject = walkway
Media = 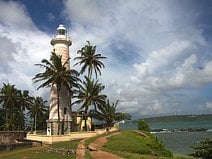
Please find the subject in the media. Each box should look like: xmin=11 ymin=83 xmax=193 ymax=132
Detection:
xmin=76 ymin=139 xmax=86 ymax=159
xmin=76 ymin=132 xmax=123 ymax=159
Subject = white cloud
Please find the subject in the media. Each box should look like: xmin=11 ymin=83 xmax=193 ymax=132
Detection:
xmin=199 ymin=102 xmax=212 ymax=112
xmin=0 ymin=0 xmax=211 ymax=117
xmin=132 ymin=63 xmax=148 ymax=80
xmin=0 ymin=1 xmax=35 ymax=30
xmin=206 ymin=102 xmax=212 ymax=109
xmin=64 ymin=0 xmax=102 ymax=26
xmin=0 ymin=1 xmax=51 ymax=98
xmin=145 ymin=40 xmax=191 ymax=73
xmin=62 ymin=0 xmax=212 ymax=117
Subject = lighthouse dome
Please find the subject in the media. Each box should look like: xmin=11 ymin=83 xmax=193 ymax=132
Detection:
xmin=51 ymin=24 xmax=71 ymax=46
xmin=56 ymin=24 xmax=66 ymax=36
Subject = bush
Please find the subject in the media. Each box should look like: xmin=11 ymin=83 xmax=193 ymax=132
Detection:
xmin=137 ymin=120 xmax=150 ymax=132
xmin=189 ymin=137 xmax=212 ymax=159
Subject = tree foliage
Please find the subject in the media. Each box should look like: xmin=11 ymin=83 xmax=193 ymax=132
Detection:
xmin=73 ymin=76 xmax=106 ymax=130
xmin=0 ymin=83 xmax=48 ymax=131
xmin=91 ymin=99 xmax=131 ymax=128
xmin=33 ymin=52 xmax=79 ymax=134
xmin=74 ymin=41 xmax=106 ymax=79
xmin=74 ymin=76 xmax=106 ymax=112
xmin=137 ymin=120 xmax=150 ymax=132
xmin=0 ymin=83 xmax=26 ymax=130
xmin=28 ymin=96 xmax=48 ymax=131
xmin=189 ymin=138 xmax=212 ymax=159
xmin=73 ymin=41 xmax=107 ymax=131
xmin=0 ymin=40 xmax=131 ymax=133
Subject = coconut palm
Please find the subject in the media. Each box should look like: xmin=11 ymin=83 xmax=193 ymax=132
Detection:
xmin=74 ymin=41 xmax=106 ymax=79
xmin=18 ymin=90 xmax=32 ymax=111
xmin=17 ymin=90 xmax=33 ymax=129
xmin=73 ymin=76 xmax=106 ymax=131
xmin=0 ymin=83 xmax=20 ymax=130
xmin=32 ymin=52 xmax=79 ymax=134
xmin=0 ymin=108 xmax=5 ymax=130
xmin=91 ymin=99 xmax=131 ymax=130
xmin=28 ymin=96 xmax=47 ymax=133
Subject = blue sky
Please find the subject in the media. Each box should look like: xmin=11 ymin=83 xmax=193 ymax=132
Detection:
xmin=0 ymin=0 xmax=212 ymax=118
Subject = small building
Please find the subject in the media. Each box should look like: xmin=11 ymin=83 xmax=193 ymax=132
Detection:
xmin=72 ymin=111 xmax=92 ymax=132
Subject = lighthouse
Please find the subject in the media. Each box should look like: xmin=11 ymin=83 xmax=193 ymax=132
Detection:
xmin=47 ymin=24 xmax=72 ymax=135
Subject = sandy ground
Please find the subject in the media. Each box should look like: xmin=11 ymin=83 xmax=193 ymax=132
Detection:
xmin=76 ymin=139 xmax=85 ymax=159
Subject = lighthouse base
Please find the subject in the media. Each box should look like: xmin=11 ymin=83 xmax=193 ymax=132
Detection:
xmin=46 ymin=119 xmax=72 ymax=135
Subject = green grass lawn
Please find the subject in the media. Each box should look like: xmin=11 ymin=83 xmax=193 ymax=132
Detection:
xmin=0 ymin=131 xmax=194 ymax=159
xmin=0 ymin=140 xmax=80 ymax=159
xmin=102 ymin=130 xmax=194 ymax=159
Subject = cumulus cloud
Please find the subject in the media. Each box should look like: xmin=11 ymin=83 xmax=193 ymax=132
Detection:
xmin=63 ymin=0 xmax=212 ymax=116
xmin=0 ymin=1 xmax=51 ymax=97
xmin=0 ymin=1 xmax=35 ymax=30
xmin=0 ymin=0 xmax=211 ymax=117
xmin=0 ymin=36 xmax=17 ymax=73
xmin=65 ymin=0 xmax=212 ymax=116
xmin=64 ymin=0 xmax=102 ymax=26
xmin=206 ymin=102 xmax=212 ymax=109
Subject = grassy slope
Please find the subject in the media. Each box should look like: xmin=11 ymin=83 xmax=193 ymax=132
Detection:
xmin=102 ymin=130 xmax=193 ymax=159
xmin=0 ymin=131 xmax=194 ymax=159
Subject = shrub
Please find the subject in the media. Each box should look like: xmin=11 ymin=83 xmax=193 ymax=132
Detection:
xmin=189 ymin=137 xmax=212 ymax=159
xmin=137 ymin=120 xmax=150 ymax=132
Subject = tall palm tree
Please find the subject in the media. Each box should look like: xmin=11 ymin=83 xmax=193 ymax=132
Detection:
xmin=18 ymin=90 xmax=32 ymax=111
xmin=0 ymin=83 xmax=20 ymax=130
xmin=73 ymin=76 xmax=106 ymax=131
xmin=0 ymin=108 xmax=5 ymax=130
xmin=28 ymin=96 xmax=47 ymax=133
xmin=32 ymin=52 xmax=79 ymax=135
xmin=91 ymin=99 xmax=131 ymax=130
xmin=74 ymin=41 xmax=106 ymax=79
xmin=18 ymin=90 xmax=33 ymax=129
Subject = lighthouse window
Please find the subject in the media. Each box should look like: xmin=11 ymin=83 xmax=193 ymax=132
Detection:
xmin=64 ymin=108 xmax=67 ymax=114
xmin=58 ymin=29 xmax=65 ymax=35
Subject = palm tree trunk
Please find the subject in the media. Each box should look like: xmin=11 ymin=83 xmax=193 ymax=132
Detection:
xmin=12 ymin=113 xmax=15 ymax=131
xmin=34 ymin=114 xmax=37 ymax=134
xmin=69 ymin=93 xmax=72 ymax=132
xmin=85 ymin=73 xmax=90 ymax=132
xmin=84 ymin=109 xmax=87 ymax=131
xmin=5 ymin=112 xmax=9 ymax=131
xmin=57 ymin=88 xmax=60 ymax=135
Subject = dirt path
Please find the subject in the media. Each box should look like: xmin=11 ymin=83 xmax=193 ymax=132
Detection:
xmin=76 ymin=139 xmax=85 ymax=159
xmin=88 ymin=132 xmax=123 ymax=159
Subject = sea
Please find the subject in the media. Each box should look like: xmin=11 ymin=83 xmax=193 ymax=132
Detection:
xmin=119 ymin=119 xmax=212 ymax=156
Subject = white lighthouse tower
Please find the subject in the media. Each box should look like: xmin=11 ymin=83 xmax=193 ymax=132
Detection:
xmin=47 ymin=24 xmax=72 ymax=135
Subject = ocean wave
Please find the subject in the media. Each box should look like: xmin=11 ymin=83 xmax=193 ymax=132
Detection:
xmin=151 ymin=128 xmax=209 ymax=133
xmin=206 ymin=129 xmax=212 ymax=132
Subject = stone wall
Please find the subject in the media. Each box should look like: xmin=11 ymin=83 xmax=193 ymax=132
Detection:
xmin=0 ymin=131 xmax=25 ymax=144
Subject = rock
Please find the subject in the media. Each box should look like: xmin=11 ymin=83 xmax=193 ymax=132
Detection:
xmin=87 ymin=145 xmax=98 ymax=151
